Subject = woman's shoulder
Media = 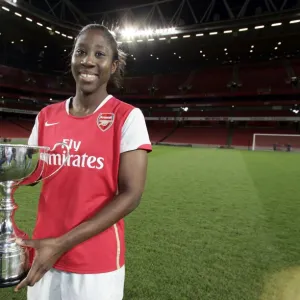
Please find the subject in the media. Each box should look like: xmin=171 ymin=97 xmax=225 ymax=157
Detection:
xmin=38 ymin=98 xmax=69 ymax=116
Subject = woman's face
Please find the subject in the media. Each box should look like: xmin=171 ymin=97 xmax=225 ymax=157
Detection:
xmin=71 ymin=29 xmax=117 ymax=95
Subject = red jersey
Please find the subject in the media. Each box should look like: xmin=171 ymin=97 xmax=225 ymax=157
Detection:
xmin=27 ymin=95 xmax=152 ymax=274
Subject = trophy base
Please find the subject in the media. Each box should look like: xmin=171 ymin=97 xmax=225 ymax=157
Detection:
xmin=0 ymin=272 xmax=28 ymax=288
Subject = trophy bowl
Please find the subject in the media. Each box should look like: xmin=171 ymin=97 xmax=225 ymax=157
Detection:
xmin=0 ymin=142 xmax=69 ymax=288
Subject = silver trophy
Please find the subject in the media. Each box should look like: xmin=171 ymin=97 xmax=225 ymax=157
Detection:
xmin=0 ymin=142 xmax=69 ymax=288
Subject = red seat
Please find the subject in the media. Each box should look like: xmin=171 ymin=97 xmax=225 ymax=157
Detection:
xmin=165 ymin=126 xmax=228 ymax=145
xmin=0 ymin=120 xmax=32 ymax=138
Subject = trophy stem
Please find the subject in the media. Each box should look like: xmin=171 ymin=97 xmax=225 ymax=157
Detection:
xmin=0 ymin=181 xmax=29 ymax=288
xmin=0 ymin=181 xmax=17 ymax=242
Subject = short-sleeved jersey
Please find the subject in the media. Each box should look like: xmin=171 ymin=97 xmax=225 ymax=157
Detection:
xmin=27 ymin=95 xmax=152 ymax=274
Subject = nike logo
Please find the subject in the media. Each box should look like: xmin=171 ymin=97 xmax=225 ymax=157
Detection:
xmin=45 ymin=121 xmax=59 ymax=127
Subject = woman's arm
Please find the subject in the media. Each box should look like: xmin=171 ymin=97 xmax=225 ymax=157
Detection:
xmin=58 ymin=149 xmax=148 ymax=251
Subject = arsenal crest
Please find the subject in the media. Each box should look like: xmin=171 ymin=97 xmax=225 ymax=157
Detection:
xmin=97 ymin=113 xmax=115 ymax=132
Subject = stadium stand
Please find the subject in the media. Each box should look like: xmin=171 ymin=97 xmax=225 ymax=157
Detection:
xmin=154 ymin=72 xmax=190 ymax=95
xmin=164 ymin=126 xmax=228 ymax=146
xmin=189 ymin=66 xmax=233 ymax=95
xmin=123 ymin=76 xmax=153 ymax=95
xmin=238 ymin=61 xmax=289 ymax=94
xmin=147 ymin=123 xmax=176 ymax=143
xmin=0 ymin=119 xmax=32 ymax=138
xmin=1 ymin=61 xmax=299 ymax=98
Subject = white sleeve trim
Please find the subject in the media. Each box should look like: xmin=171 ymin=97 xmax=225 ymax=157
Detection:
xmin=120 ymin=108 xmax=151 ymax=154
xmin=28 ymin=114 xmax=39 ymax=146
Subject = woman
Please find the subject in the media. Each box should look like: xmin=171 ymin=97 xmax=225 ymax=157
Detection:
xmin=15 ymin=24 xmax=152 ymax=300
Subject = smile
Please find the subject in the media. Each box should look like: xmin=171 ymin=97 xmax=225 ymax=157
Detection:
xmin=79 ymin=73 xmax=98 ymax=82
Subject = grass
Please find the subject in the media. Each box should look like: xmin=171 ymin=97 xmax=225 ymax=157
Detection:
xmin=1 ymin=146 xmax=300 ymax=300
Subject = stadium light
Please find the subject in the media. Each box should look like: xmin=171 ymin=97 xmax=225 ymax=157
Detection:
xmin=196 ymin=33 xmax=204 ymax=37
xmin=14 ymin=12 xmax=22 ymax=17
xmin=290 ymin=20 xmax=300 ymax=24
xmin=1 ymin=6 xmax=10 ymax=11
xmin=239 ymin=28 xmax=248 ymax=31
xmin=255 ymin=25 xmax=264 ymax=29
xmin=119 ymin=27 xmax=177 ymax=39
xmin=37 ymin=22 xmax=43 ymax=27
xmin=224 ymin=30 xmax=232 ymax=34
xmin=209 ymin=32 xmax=218 ymax=35
xmin=171 ymin=36 xmax=178 ymax=39
xmin=26 ymin=17 xmax=32 ymax=22
xmin=120 ymin=28 xmax=137 ymax=38
xmin=183 ymin=35 xmax=190 ymax=38
xmin=156 ymin=28 xmax=177 ymax=36
xmin=272 ymin=22 xmax=282 ymax=27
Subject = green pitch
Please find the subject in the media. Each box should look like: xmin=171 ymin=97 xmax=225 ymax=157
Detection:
xmin=1 ymin=146 xmax=300 ymax=300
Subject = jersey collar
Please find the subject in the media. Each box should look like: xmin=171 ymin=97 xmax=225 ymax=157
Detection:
xmin=65 ymin=94 xmax=113 ymax=115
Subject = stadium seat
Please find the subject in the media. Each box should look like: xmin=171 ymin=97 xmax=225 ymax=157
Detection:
xmin=0 ymin=120 xmax=32 ymax=138
xmin=238 ymin=61 xmax=289 ymax=94
xmin=165 ymin=126 xmax=228 ymax=146
xmin=147 ymin=122 xmax=176 ymax=143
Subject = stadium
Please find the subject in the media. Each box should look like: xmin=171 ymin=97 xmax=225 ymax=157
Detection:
xmin=0 ymin=0 xmax=300 ymax=299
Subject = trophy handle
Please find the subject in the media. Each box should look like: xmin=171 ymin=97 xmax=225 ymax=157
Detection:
xmin=34 ymin=142 xmax=70 ymax=183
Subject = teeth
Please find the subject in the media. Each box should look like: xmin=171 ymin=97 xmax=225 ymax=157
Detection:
xmin=79 ymin=73 xmax=97 ymax=82
xmin=81 ymin=74 xmax=96 ymax=78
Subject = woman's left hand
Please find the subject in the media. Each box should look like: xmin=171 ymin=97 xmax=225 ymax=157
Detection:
xmin=14 ymin=237 xmax=65 ymax=292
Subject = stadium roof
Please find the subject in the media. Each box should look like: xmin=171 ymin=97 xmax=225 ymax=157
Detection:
xmin=3 ymin=0 xmax=300 ymax=28
xmin=0 ymin=0 xmax=300 ymax=75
